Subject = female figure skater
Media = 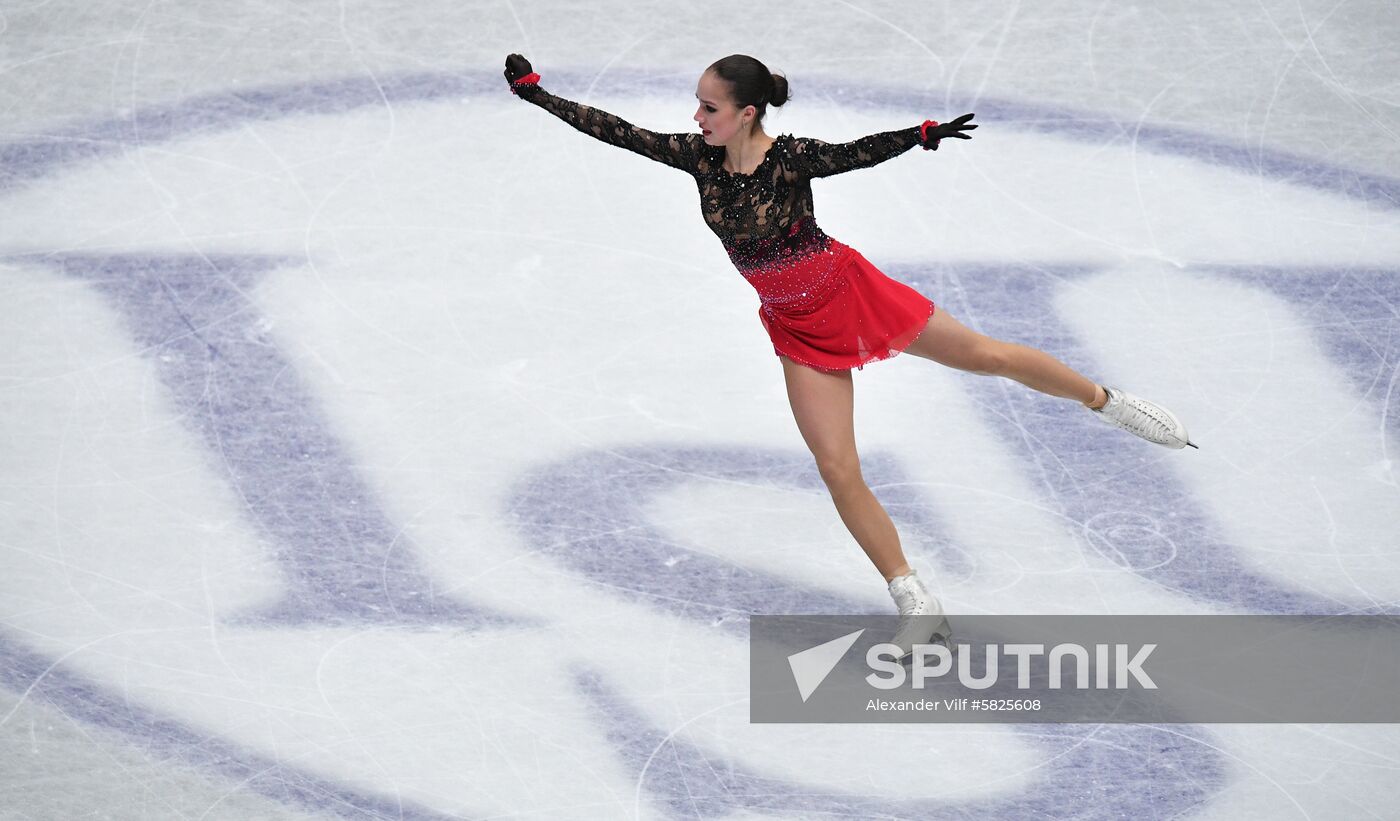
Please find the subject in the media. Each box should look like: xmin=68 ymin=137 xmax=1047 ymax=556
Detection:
xmin=504 ymin=53 xmax=1195 ymax=660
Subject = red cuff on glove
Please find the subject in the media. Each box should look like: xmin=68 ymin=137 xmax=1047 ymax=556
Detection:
xmin=509 ymin=72 xmax=541 ymax=95
xmin=920 ymin=119 xmax=940 ymax=150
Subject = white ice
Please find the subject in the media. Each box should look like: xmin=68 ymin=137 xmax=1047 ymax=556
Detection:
xmin=1 ymin=1 xmax=1398 ymax=819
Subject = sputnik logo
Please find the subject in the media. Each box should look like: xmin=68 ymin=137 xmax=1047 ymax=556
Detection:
xmin=787 ymin=629 xmax=865 ymax=702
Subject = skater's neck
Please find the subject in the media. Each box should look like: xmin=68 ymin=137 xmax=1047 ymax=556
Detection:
xmin=722 ymin=131 xmax=775 ymax=175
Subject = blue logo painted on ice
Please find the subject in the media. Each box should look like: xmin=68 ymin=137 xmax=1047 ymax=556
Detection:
xmin=2 ymin=65 xmax=1398 ymax=819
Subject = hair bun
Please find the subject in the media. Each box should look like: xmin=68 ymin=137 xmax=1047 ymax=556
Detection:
xmin=769 ymin=72 xmax=789 ymax=107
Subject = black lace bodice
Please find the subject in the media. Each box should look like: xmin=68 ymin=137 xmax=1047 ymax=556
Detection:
xmin=514 ymin=84 xmax=926 ymax=273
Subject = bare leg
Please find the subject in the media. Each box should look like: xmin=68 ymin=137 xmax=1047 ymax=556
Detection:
xmin=903 ymin=308 xmax=1108 ymax=408
xmin=779 ymin=355 xmax=912 ymax=581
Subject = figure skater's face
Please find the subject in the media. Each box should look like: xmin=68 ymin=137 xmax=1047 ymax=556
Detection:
xmin=694 ymin=71 xmax=756 ymax=145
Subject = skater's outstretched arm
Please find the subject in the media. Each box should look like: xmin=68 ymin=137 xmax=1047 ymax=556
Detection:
xmin=786 ymin=115 xmax=977 ymax=179
xmin=505 ymin=53 xmax=701 ymax=174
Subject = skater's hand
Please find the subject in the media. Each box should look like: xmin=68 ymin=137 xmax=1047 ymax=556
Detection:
xmin=504 ymin=53 xmax=534 ymax=85
xmin=921 ymin=113 xmax=977 ymax=150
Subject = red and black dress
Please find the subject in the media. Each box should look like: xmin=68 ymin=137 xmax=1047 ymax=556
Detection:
xmin=512 ymin=81 xmax=937 ymax=373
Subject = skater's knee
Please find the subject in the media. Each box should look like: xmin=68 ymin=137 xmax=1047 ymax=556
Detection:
xmin=814 ymin=451 xmax=863 ymax=489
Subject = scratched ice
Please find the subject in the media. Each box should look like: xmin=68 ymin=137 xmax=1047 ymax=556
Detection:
xmin=2 ymin=1 xmax=1399 ymax=819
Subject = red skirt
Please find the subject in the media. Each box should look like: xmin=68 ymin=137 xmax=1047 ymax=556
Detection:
xmin=750 ymin=240 xmax=936 ymax=373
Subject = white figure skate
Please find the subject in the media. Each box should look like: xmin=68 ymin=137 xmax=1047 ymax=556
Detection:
xmin=1091 ymin=386 xmax=1198 ymax=449
xmin=887 ymin=570 xmax=954 ymax=664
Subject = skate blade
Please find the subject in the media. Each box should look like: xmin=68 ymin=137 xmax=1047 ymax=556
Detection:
xmin=933 ymin=615 xmax=955 ymax=657
xmin=897 ymin=617 xmax=956 ymax=665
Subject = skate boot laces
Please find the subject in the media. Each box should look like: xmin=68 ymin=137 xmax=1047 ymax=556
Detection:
xmin=888 ymin=571 xmax=938 ymax=617
xmin=1093 ymin=386 xmax=1193 ymax=448
xmin=887 ymin=571 xmax=954 ymax=660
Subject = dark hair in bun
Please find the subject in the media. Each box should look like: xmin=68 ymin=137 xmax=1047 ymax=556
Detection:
xmin=706 ymin=54 xmax=790 ymax=131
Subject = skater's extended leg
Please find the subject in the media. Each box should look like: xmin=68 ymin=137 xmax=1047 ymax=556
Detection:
xmin=903 ymin=308 xmax=1107 ymax=408
xmin=902 ymin=307 xmax=1196 ymax=448
xmin=779 ymin=354 xmax=911 ymax=581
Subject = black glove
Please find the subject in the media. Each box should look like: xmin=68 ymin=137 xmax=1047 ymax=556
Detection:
xmin=504 ymin=53 xmax=534 ymax=85
xmin=921 ymin=113 xmax=977 ymax=150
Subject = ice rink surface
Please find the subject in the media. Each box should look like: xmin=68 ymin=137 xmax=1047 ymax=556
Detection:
xmin=2 ymin=1 xmax=1399 ymax=818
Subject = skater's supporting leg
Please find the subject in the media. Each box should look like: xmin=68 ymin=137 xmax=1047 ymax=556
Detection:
xmin=903 ymin=309 xmax=1107 ymax=408
xmin=779 ymin=355 xmax=911 ymax=581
